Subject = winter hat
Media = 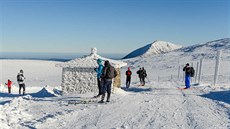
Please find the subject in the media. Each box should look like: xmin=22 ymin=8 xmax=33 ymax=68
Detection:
xmin=104 ymin=60 xmax=110 ymax=67
xmin=97 ymin=58 xmax=102 ymax=64
xmin=186 ymin=63 xmax=189 ymax=66
xmin=128 ymin=67 xmax=130 ymax=71
xmin=20 ymin=69 xmax=23 ymax=73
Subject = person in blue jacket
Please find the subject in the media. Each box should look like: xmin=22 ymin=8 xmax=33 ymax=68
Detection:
xmin=94 ymin=58 xmax=104 ymax=98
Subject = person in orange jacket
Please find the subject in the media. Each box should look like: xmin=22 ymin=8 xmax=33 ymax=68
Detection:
xmin=5 ymin=79 xmax=12 ymax=93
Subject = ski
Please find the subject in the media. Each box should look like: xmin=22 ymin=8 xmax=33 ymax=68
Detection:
xmin=177 ymin=87 xmax=191 ymax=90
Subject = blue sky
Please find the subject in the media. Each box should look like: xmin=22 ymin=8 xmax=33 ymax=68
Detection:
xmin=0 ymin=0 xmax=229 ymax=54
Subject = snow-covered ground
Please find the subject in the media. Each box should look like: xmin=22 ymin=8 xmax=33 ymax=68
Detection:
xmin=0 ymin=39 xmax=229 ymax=129
xmin=0 ymin=60 xmax=62 ymax=87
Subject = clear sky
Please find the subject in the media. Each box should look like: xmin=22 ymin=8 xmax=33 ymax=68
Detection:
xmin=0 ymin=0 xmax=229 ymax=54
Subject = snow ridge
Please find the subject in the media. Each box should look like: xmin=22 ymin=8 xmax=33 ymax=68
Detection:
xmin=123 ymin=40 xmax=182 ymax=59
xmin=178 ymin=38 xmax=230 ymax=53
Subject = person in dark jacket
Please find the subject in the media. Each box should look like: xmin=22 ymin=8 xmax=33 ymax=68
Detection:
xmin=94 ymin=58 xmax=104 ymax=98
xmin=99 ymin=60 xmax=117 ymax=103
xmin=137 ymin=68 xmax=142 ymax=85
xmin=125 ymin=67 xmax=132 ymax=89
xmin=140 ymin=67 xmax=147 ymax=86
xmin=183 ymin=63 xmax=191 ymax=89
xmin=17 ymin=69 xmax=26 ymax=95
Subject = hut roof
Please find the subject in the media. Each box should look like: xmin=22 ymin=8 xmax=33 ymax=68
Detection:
xmin=56 ymin=48 xmax=127 ymax=68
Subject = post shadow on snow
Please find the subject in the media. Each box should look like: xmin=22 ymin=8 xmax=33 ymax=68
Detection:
xmin=200 ymin=90 xmax=230 ymax=104
xmin=121 ymin=87 xmax=153 ymax=93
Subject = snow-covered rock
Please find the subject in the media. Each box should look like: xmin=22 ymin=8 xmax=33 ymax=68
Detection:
xmin=31 ymin=86 xmax=61 ymax=97
xmin=123 ymin=40 xmax=182 ymax=59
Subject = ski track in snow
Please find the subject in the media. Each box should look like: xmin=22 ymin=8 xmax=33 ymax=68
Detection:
xmin=5 ymin=81 xmax=227 ymax=129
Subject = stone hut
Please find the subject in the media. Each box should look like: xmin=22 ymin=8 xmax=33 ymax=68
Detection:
xmin=56 ymin=48 xmax=127 ymax=95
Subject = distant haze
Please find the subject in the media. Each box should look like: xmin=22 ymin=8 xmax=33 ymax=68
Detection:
xmin=0 ymin=52 xmax=126 ymax=61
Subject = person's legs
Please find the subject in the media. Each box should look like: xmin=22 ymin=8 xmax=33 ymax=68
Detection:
xmin=100 ymin=80 xmax=107 ymax=103
xmin=142 ymin=77 xmax=145 ymax=86
xmin=126 ymin=78 xmax=129 ymax=88
xmin=126 ymin=77 xmax=131 ymax=88
xmin=97 ymin=78 xmax=102 ymax=97
xmin=19 ymin=84 xmax=22 ymax=95
xmin=140 ymin=77 xmax=143 ymax=85
xmin=22 ymin=84 xmax=25 ymax=95
xmin=8 ymin=87 xmax=11 ymax=93
xmin=185 ymin=75 xmax=190 ymax=88
xmin=106 ymin=80 xmax=112 ymax=102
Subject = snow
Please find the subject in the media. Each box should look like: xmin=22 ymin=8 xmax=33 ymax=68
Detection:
xmin=57 ymin=48 xmax=127 ymax=68
xmin=56 ymin=48 xmax=127 ymax=95
xmin=0 ymin=39 xmax=229 ymax=129
xmin=123 ymin=40 xmax=182 ymax=59
xmin=0 ymin=60 xmax=62 ymax=87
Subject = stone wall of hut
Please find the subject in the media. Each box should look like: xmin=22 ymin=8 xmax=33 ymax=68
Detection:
xmin=61 ymin=67 xmax=97 ymax=95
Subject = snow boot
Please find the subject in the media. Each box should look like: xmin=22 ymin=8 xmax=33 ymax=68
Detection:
xmin=98 ymin=100 xmax=104 ymax=103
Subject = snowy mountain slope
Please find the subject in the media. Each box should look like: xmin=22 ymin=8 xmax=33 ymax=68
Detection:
xmin=123 ymin=38 xmax=230 ymax=84
xmin=123 ymin=40 xmax=182 ymax=59
xmin=177 ymin=38 xmax=230 ymax=60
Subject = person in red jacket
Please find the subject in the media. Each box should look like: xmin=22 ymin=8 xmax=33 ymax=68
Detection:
xmin=5 ymin=79 xmax=12 ymax=93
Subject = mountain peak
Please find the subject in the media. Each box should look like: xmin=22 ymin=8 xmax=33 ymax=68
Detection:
xmin=123 ymin=40 xmax=182 ymax=59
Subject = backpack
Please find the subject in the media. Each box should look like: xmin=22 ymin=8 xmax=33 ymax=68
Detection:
xmin=106 ymin=66 xmax=117 ymax=79
xmin=190 ymin=67 xmax=195 ymax=77
xmin=17 ymin=74 xmax=23 ymax=82
xmin=142 ymin=70 xmax=147 ymax=77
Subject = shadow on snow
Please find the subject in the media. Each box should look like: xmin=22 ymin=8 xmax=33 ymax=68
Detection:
xmin=122 ymin=87 xmax=153 ymax=93
xmin=200 ymin=90 xmax=230 ymax=104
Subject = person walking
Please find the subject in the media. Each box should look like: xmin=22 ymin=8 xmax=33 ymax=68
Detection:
xmin=125 ymin=67 xmax=132 ymax=89
xmin=137 ymin=68 xmax=142 ymax=86
xmin=99 ymin=60 xmax=117 ymax=103
xmin=140 ymin=67 xmax=147 ymax=86
xmin=94 ymin=58 xmax=104 ymax=98
xmin=17 ymin=69 xmax=26 ymax=95
xmin=5 ymin=79 xmax=12 ymax=93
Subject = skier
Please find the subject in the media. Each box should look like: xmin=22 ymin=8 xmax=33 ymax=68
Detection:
xmin=136 ymin=68 xmax=142 ymax=85
xmin=99 ymin=60 xmax=117 ymax=103
xmin=17 ymin=69 xmax=26 ymax=95
xmin=94 ymin=58 xmax=104 ymax=98
xmin=183 ymin=63 xmax=192 ymax=89
xmin=5 ymin=79 xmax=12 ymax=93
xmin=140 ymin=67 xmax=147 ymax=86
xmin=125 ymin=67 xmax=132 ymax=89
